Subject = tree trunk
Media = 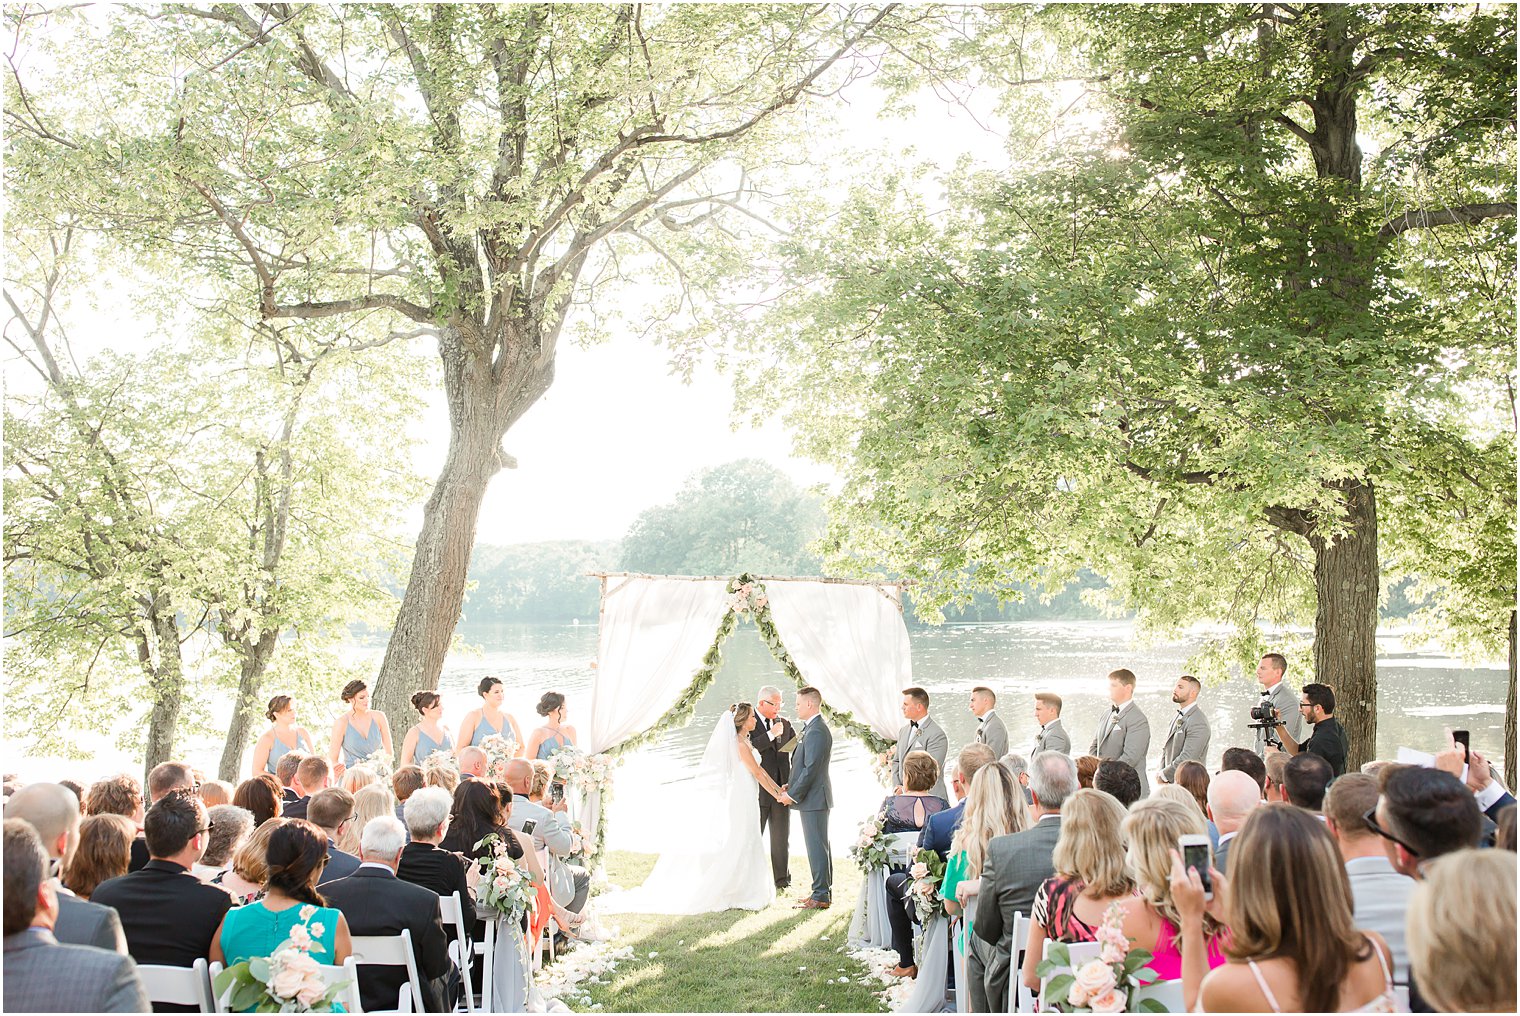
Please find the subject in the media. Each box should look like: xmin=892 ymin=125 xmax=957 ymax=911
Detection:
xmin=1507 ymin=609 xmax=1516 ymax=790
xmin=141 ymin=594 xmax=186 ymax=779
xmin=1307 ymin=480 xmax=1380 ymax=770
xmin=217 ymin=629 xmax=280 ymax=781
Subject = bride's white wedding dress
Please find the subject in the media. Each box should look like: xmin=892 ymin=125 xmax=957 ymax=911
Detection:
xmin=598 ymin=710 xmax=776 ymax=914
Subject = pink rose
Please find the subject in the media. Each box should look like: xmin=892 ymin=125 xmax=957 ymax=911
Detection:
xmin=269 ymin=964 xmax=309 ymax=1000
xmin=1100 ymin=940 xmax=1126 ymax=965
xmin=1073 ymin=959 xmax=1117 ymax=997
xmin=1067 ymin=981 xmax=1090 ymax=1007
xmin=1087 ymin=987 xmax=1128 ymax=1013
xmin=296 ymin=976 xmax=327 ymax=1008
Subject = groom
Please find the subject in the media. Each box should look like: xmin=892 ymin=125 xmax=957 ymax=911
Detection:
xmin=780 ymin=685 xmax=833 ymax=910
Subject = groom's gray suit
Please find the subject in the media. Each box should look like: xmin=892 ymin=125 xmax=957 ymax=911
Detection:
xmin=787 ymin=714 xmax=834 ymax=903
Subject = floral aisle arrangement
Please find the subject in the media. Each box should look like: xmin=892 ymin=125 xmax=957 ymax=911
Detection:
xmin=727 ymin=580 xmax=770 ymax=614
xmin=850 ymin=812 xmax=891 ymax=874
xmin=473 ymin=833 xmax=537 ymax=919
xmin=907 ymin=848 xmax=947 ymax=925
xmin=480 ymin=734 xmax=518 ymax=777
xmin=549 ymin=746 xmax=615 ymax=795
xmin=211 ymin=907 xmax=351 ymax=1012
xmin=1035 ymin=903 xmax=1163 ymax=1013
xmin=870 ymin=751 xmax=895 ymax=787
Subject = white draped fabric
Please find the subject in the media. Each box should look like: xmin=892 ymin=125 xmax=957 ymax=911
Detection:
xmin=764 ymin=580 xmax=909 ymax=740
xmin=897 ymin=915 xmax=951 ymax=1013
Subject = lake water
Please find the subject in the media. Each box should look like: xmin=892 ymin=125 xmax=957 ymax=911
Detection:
xmin=13 ymin=619 xmax=1507 ymax=856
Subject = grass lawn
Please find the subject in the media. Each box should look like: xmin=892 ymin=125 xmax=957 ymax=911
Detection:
xmin=566 ymin=850 xmax=891 ymax=1013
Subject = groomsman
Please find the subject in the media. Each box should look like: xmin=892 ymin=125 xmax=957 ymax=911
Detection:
xmin=751 ymin=685 xmax=796 ymax=890
xmin=893 ymin=688 xmax=948 ymax=801
xmin=1032 ymin=693 xmax=1071 ymax=755
xmin=1089 ymin=669 xmax=1152 ymax=799
xmin=970 ymin=686 xmax=1009 ymax=758
xmin=1158 ymin=675 xmax=1212 ymax=784
xmin=1257 ymin=652 xmax=1302 ymax=742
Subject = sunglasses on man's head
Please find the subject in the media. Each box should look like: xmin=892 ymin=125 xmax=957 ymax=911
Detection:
xmin=1361 ymin=807 xmax=1419 ymax=858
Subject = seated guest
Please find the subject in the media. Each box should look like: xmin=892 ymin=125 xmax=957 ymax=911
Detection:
xmin=1373 ymin=765 xmax=1482 ymax=879
xmin=441 ymin=780 xmax=519 ymax=863
xmin=282 ymin=756 xmax=332 ymax=822
xmin=1000 ymin=753 xmax=1033 ymax=804
xmin=65 ymin=814 xmax=136 ymax=903
xmin=130 ymin=763 xmax=196 ymax=872
xmin=85 ymin=775 xmax=144 ymax=823
xmin=398 ymin=787 xmax=473 ymax=910
xmin=918 ymin=743 xmax=997 ymax=858
xmin=1220 ymin=747 xmax=1267 ymax=797
xmin=92 ymin=790 xmax=233 ymax=971
xmin=503 ymin=759 xmax=590 ymax=913
xmin=456 ymin=746 xmax=488 ymax=781
xmin=1283 ymin=753 xmax=1333 ymax=814
xmin=339 ymin=782 xmax=395 ymax=856
xmin=322 ymin=817 xmax=456 ymax=1012
xmin=192 ymin=805 xmax=253 ymax=882
xmin=424 ymin=755 xmax=461 ymax=796
xmin=7 ymin=783 xmax=127 ymax=952
xmin=305 ymin=788 xmax=360 ymax=885
xmin=392 ymin=765 xmax=424 ymax=828
xmin=60 ymin=779 xmax=85 ymax=803
xmin=210 ymin=819 xmax=285 ymax=906
xmin=879 ymin=751 xmax=951 ymax=832
xmin=1405 ymin=849 xmax=1515 ymax=1013
xmin=2 ymin=820 xmax=149 ymax=1013
xmin=528 ymin=761 xmax=554 ymax=803
xmin=274 ymin=752 xmax=305 ymax=806
xmin=1021 ymin=789 xmax=1134 ymax=996
xmin=1264 ymin=749 xmax=1290 ymax=802
xmin=1497 ymin=804 xmax=1516 ymax=852
xmin=340 ymin=765 xmax=379 ymax=797
xmin=1174 ymin=805 xmax=1398 ymax=1013
xmin=1117 ymin=796 xmax=1228 ymax=1002
xmin=1206 ymin=770 xmax=1261 ymax=874
xmin=230 ymin=775 xmax=282 ymax=828
xmin=939 ymin=763 xmax=1025 ymax=1009
xmin=210 ymin=820 xmax=352 ymax=978
xmin=1175 ymin=761 xmax=1218 ymax=847
xmin=976 ymin=750 xmax=1076 ymax=1012
xmin=1324 ymin=773 xmax=1415 ymax=984
xmin=1094 ymin=758 xmax=1142 ymax=808
xmin=198 ymin=781 xmax=233 ymax=808
xmin=1074 ymin=754 xmax=1101 ymax=789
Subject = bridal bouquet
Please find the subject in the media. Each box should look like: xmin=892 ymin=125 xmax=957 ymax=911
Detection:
xmin=907 ymin=848 xmax=947 ymax=925
xmin=1036 ymin=902 xmax=1163 ymax=1013
xmin=357 ymin=747 xmax=394 ymax=780
xmin=550 ymin=746 xmax=615 ymax=794
xmin=850 ymin=812 xmax=890 ymax=874
xmin=211 ymin=906 xmax=351 ymax=1012
xmin=473 ymin=833 xmax=537 ymax=919
xmin=480 ymin=734 xmax=518 ymax=776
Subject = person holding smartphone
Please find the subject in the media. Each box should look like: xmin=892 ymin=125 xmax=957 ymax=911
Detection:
xmin=1272 ymin=682 xmax=1348 ymax=777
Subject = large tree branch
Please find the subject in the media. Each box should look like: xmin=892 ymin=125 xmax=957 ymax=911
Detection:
xmin=266 ymin=294 xmax=436 ymax=324
xmin=1378 ymin=202 xmax=1518 ymax=238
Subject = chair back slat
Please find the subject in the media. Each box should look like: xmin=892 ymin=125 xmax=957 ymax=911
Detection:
xmin=138 ymin=958 xmax=213 ymax=1011
xmin=351 ymin=928 xmax=426 ymax=1013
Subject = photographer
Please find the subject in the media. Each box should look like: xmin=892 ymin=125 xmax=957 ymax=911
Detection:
xmin=1272 ymin=682 xmax=1347 ymax=776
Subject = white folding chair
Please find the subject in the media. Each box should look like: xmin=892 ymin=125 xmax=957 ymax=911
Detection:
xmin=1037 ymin=939 xmax=1102 ymax=1011
xmin=211 ymin=957 xmax=360 ymax=1014
xmin=138 ymin=957 xmax=215 ymax=1012
xmin=884 ymin=831 xmax=921 ymax=866
xmin=1008 ymin=911 xmax=1036 ymax=1014
xmin=438 ymin=891 xmax=474 ymax=1014
xmin=351 ymin=929 xmax=426 ymax=1013
xmin=474 ymin=905 xmax=498 ymax=1011
xmin=1132 ymin=978 xmax=1185 ymax=1012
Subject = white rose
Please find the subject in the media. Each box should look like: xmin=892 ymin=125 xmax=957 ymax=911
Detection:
xmin=1073 ymin=959 xmax=1117 ymax=997
xmin=909 ymin=862 xmax=929 ymax=880
xmin=1087 ymin=987 xmax=1128 ymax=1013
xmin=269 ymin=965 xmax=309 ymax=1000
xmin=296 ymin=974 xmax=327 ymax=1008
xmin=1067 ymin=981 xmax=1090 ymax=1007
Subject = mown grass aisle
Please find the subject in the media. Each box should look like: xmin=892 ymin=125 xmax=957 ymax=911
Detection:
xmin=568 ymin=851 xmax=891 ymax=1013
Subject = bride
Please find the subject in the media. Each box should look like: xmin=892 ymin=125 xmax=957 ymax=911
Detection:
xmin=599 ymin=703 xmax=787 ymax=914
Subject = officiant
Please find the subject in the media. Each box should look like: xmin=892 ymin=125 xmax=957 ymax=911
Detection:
xmin=752 ymin=685 xmax=797 ymax=890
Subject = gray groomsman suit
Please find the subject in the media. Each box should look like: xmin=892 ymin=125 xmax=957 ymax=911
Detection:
xmin=788 ymin=715 xmax=834 ymax=903
xmin=2 ymin=929 xmax=149 ymax=1013
xmin=1089 ymin=701 xmax=1152 ymax=798
xmin=55 ymin=890 xmax=128 ymax=953
xmin=1159 ymin=704 xmax=1212 ymax=782
xmin=976 ymin=710 xmax=1010 ymax=759
xmin=974 ymin=815 xmax=1063 ymax=1012
xmin=1033 ymin=719 xmax=1071 ymax=756
xmin=893 ymin=716 xmax=949 ymax=800
xmin=1262 ymin=679 xmax=1303 ymax=742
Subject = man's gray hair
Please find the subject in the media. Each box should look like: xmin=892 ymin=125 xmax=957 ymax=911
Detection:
xmin=757 ymin=685 xmax=782 ymax=702
xmin=202 ymin=805 xmax=254 ymax=867
xmin=1028 ymin=751 xmax=1078 ymax=810
xmin=404 ymin=787 xmax=453 ymax=839
xmin=1000 ymin=754 xmax=1029 ymax=781
xmin=359 ymin=815 xmax=407 ymax=859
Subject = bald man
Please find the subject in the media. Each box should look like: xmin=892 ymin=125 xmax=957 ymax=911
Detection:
xmin=4 ymin=783 xmax=127 ymax=953
xmin=1206 ymin=770 xmax=1263 ymax=875
xmin=457 ymin=747 xmax=488 ymax=780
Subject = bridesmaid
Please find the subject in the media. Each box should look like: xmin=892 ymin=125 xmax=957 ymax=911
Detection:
xmin=456 ymin=676 xmax=525 ymax=757
xmin=327 ymin=679 xmax=393 ymax=774
xmin=523 ymin=691 xmax=578 ymax=761
xmin=400 ymin=690 xmax=455 ymax=767
xmin=249 ymin=696 xmax=313 ymax=778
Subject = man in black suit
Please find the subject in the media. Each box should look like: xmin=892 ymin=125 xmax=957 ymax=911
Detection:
xmin=307 ymin=787 xmax=361 ymax=885
xmin=92 ymin=790 xmax=232 ymax=977
xmin=275 ymin=751 xmax=306 ymax=806
xmin=4 ymin=782 xmax=127 ymax=953
xmin=128 ymin=762 xmax=196 ymax=873
xmin=323 ymin=816 xmax=457 ymax=1013
xmin=281 ymin=756 xmax=331 ymax=822
xmin=751 ymin=684 xmax=796 ymax=890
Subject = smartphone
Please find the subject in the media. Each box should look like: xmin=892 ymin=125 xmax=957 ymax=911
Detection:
xmin=1452 ymin=729 xmax=1470 ymax=765
xmin=1179 ymin=834 xmax=1213 ymax=900
xmin=521 ymin=819 xmax=537 ymax=835
xmin=550 ymin=781 xmax=565 ymax=804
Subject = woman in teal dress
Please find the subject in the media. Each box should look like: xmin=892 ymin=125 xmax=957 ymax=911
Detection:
xmin=523 ymin=690 xmax=579 ymax=761
xmin=400 ymin=690 xmax=455 ymax=767
xmin=934 ymin=763 xmax=1027 ymax=980
xmin=326 ymin=679 xmax=393 ymax=775
xmin=210 ymin=820 xmax=352 ymax=1008
xmin=456 ymin=676 xmax=524 ymax=759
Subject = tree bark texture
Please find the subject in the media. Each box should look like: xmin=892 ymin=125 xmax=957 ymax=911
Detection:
xmin=1507 ymin=609 xmax=1516 ymax=791
xmin=1307 ymin=481 xmax=1380 ymax=770
xmin=217 ymin=630 xmax=280 ymax=782
xmin=141 ymin=596 xmax=186 ymax=779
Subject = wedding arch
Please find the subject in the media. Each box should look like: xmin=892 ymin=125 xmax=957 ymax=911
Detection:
xmin=573 ymin=572 xmax=911 ymax=866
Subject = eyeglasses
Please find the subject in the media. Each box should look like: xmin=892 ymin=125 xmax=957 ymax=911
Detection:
xmin=1361 ymin=807 xmax=1420 ymax=859
xmin=1299 ymin=701 xmax=1313 ymax=710
xmin=196 ymin=822 xmax=215 ymax=835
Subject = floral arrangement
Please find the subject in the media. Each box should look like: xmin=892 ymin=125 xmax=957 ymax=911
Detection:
xmin=907 ymin=848 xmax=947 ymax=925
xmin=850 ymin=812 xmax=891 ymax=874
xmin=549 ymin=745 xmax=616 ymax=795
xmin=473 ymin=833 xmax=537 ymax=919
xmin=870 ymin=750 xmax=895 ymax=787
xmin=727 ymin=580 xmax=769 ymax=614
xmin=1036 ymin=902 xmax=1163 ymax=1013
xmin=358 ymin=746 xmax=394 ymax=780
xmin=211 ymin=907 xmax=350 ymax=1012
xmin=421 ymin=750 xmax=459 ymax=783
xmin=480 ymin=734 xmax=518 ymax=777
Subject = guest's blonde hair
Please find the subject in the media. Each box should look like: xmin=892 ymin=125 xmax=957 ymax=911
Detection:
xmin=1052 ymin=789 xmax=1133 ymax=898
xmin=1123 ymin=797 xmax=1220 ymax=948
xmin=950 ymin=762 xmax=1028 ymax=879
xmin=1407 ymin=849 xmax=1517 ymax=1013
xmin=529 ymin=761 xmax=553 ymax=800
xmin=339 ymin=782 xmax=395 ymax=856
xmin=231 ymin=817 xmax=288 ymax=883
xmin=340 ymin=766 xmax=379 ymax=796
xmin=422 ymin=753 xmax=460 ymax=795
xmin=1153 ymin=783 xmax=1206 ymax=821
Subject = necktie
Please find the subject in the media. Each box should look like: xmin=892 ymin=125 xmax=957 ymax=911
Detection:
xmin=764 ymin=717 xmax=773 ymax=730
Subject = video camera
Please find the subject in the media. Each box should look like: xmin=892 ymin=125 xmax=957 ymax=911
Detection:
xmin=1247 ymin=691 xmax=1282 ymax=755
